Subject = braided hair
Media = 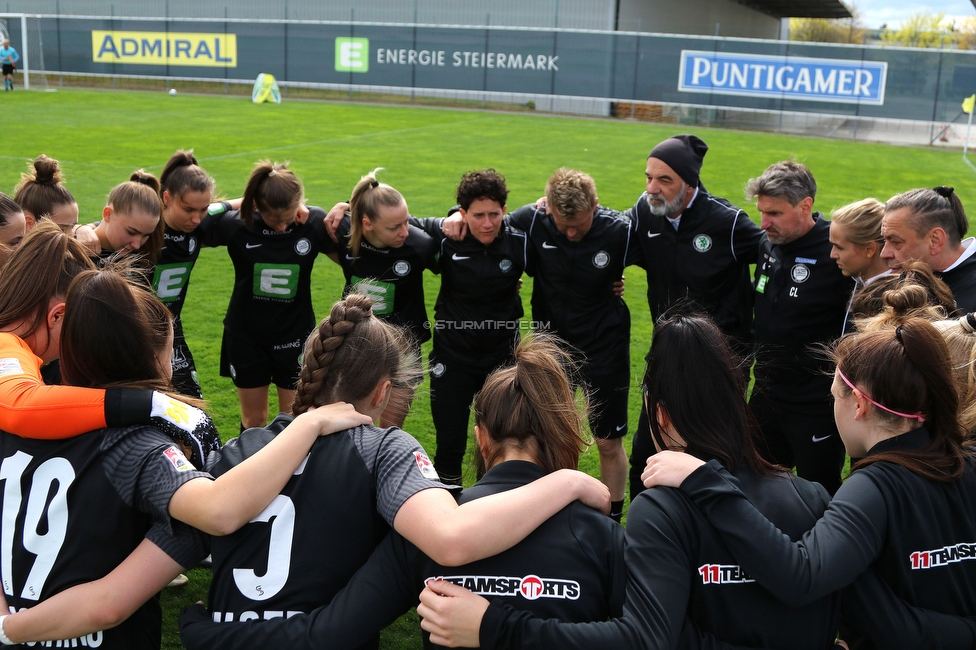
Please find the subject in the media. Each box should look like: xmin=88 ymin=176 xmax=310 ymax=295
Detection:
xmin=292 ymin=293 xmax=416 ymax=415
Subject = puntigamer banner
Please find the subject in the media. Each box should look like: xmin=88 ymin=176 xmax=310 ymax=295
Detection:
xmin=678 ymin=50 xmax=887 ymax=105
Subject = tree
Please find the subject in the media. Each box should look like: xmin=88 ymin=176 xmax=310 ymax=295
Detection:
xmin=956 ymin=15 xmax=976 ymax=50
xmin=789 ymin=3 xmax=865 ymax=44
xmin=880 ymin=12 xmax=956 ymax=48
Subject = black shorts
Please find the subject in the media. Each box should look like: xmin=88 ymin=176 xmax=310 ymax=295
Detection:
xmin=220 ymin=327 xmax=306 ymax=390
xmin=2 ymin=63 xmax=13 ymax=76
xmin=582 ymin=368 xmax=630 ymax=440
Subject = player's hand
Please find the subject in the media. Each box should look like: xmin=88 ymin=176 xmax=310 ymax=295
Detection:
xmin=150 ymin=392 xmax=221 ymax=469
xmin=418 ymin=579 xmax=488 ymax=648
xmin=534 ymin=196 xmax=547 ymax=211
xmin=642 ymin=450 xmax=705 ymax=489
xmin=178 ymin=603 xmax=214 ymax=643
xmin=179 ymin=602 xmax=209 ymax=627
xmin=613 ymin=276 xmax=625 ymax=297
xmin=73 ymin=224 xmax=101 ymax=254
xmin=324 ymin=202 xmax=350 ymax=242
xmin=298 ymin=402 xmax=373 ymax=436
xmin=559 ymin=469 xmax=610 ymax=514
xmin=441 ymin=214 xmax=467 ymax=241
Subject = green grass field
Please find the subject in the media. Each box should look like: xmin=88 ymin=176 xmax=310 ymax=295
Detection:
xmin=4 ymin=88 xmax=976 ymax=649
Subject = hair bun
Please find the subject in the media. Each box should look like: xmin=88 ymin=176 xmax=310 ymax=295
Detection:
xmin=934 ymin=186 xmax=955 ymax=199
xmin=129 ymin=169 xmax=161 ymax=193
xmin=31 ymin=154 xmax=62 ymax=185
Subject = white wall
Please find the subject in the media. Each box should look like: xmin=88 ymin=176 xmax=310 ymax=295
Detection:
xmin=616 ymin=0 xmax=781 ymax=38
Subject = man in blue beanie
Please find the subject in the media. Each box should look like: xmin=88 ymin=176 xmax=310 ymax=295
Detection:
xmin=627 ymin=134 xmax=764 ymax=499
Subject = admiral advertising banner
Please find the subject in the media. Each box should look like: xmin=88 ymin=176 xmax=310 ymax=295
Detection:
xmin=91 ymin=30 xmax=237 ymax=66
xmin=18 ymin=15 xmax=976 ymax=122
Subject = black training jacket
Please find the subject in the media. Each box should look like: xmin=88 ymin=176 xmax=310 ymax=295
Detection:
xmin=938 ymin=244 xmax=976 ymax=314
xmin=627 ymin=186 xmax=762 ymax=342
xmin=478 ymin=465 xmax=839 ymax=650
xmin=678 ymin=429 xmax=976 ymax=650
xmin=508 ymin=204 xmax=640 ymax=376
xmin=431 ymin=224 xmax=528 ymax=369
xmin=752 ymin=214 xmax=854 ymax=405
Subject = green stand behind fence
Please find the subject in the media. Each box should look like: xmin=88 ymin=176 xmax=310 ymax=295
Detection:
xmin=251 ymin=73 xmax=281 ymax=104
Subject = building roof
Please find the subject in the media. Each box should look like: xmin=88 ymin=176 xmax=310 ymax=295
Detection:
xmin=734 ymin=0 xmax=852 ymax=19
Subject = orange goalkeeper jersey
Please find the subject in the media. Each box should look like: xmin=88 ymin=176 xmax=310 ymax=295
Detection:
xmin=0 ymin=332 xmax=106 ymax=438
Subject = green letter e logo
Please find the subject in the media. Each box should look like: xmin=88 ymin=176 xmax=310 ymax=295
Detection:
xmin=335 ymin=38 xmax=369 ymax=72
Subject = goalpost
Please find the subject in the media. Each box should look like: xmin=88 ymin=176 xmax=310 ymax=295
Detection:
xmin=0 ymin=13 xmax=40 ymax=91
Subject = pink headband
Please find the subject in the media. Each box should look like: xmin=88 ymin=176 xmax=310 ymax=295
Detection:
xmin=837 ymin=368 xmax=925 ymax=423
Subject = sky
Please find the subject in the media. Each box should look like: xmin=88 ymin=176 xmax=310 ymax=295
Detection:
xmin=854 ymin=0 xmax=975 ymax=29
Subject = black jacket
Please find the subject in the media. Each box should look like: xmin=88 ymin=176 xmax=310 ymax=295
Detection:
xmin=678 ymin=429 xmax=976 ymax=650
xmin=627 ymin=187 xmax=762 ymax=342
xmin=752 ymin=214 xmax=855 ymax=405
xmin=508 ymin=204 xmax=640 ymax=375
xmin=430 ymin=223 xmax=528 ymax=369
xmin=937 ymin=242 xmax=976 ymax=314
xmin=478 ymin=465 xmax=839 ymax=650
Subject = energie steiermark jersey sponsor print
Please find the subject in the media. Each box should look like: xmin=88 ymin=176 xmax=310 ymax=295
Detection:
xmin=329 ymin=215 xmax=440 ymax=345
xmin=203 ymin=207 xmax=331 ymax=339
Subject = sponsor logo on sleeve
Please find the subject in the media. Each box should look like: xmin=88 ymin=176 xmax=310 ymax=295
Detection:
xmin=0 ymin=358 xmax=25 ymax=378
xmin=425 ymin=574 xmax=580 ymax=600
xmin=163 ymin=446 xmax=193 ymax=472
xmin=414 ymin=450 xmax=439 ymax=479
